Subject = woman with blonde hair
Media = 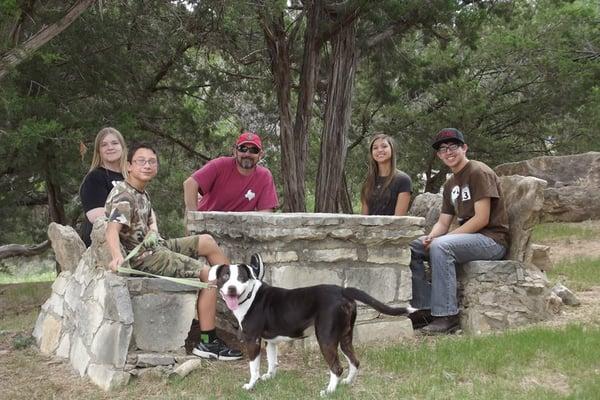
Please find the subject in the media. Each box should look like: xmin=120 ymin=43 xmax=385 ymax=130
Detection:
xmin=360 ymin=133 xmax=412 ymax=215
xmin=79 ymin=127 xmax=127 ymax=246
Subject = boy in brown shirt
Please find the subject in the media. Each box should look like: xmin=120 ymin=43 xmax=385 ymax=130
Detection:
xmin=408 ymin=128 xmax=509 ymax=334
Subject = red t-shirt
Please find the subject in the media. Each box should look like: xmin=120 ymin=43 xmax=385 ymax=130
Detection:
xmin=192 ymin=157 xmax=279 ymax=211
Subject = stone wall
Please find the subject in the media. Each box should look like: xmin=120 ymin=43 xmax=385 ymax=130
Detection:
xmin=187 ymin=212 xmax=425 ymax=306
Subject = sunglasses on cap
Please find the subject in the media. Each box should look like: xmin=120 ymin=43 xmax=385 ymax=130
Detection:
xmin=237 ymin=145 xmax=260 ymax=154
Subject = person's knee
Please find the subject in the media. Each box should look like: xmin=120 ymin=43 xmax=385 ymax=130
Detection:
xmin=197 ymin=234 xmax=218 ymax=251
xmin=198 ymin=265 xmax=210 ymax=282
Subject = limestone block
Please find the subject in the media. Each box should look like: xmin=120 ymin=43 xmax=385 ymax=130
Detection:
xmin=70 ymin=335 xmax=91 ymax=376
xmin=396 ymin=270 xmax=412 ymax=302
xmin=353 ymin=317 xmax=413 ymax=344
xmin=130 ymin=292 xmax=197 ymax=352
xmin=87 ymin=364 xmax=130 ymax=391
xmin=173 ymin=359 xmax=203 ymax=377
xmin=52 ymin=272 xmax=71 ymax=295
xmin=78 ymin=301 xmax=104 ymax=346
xmin=303 ymin=248 xmax=358 ymax=262
xmin=344 ymin=267 xmax=398 ymax=304
xmin=41 ymin=292 xmax=64 ymax=317
xmin=366 ymin=247 xmax=410 ymax=265
xmin=90 ymin=322 xmax=132 ymax=367
xmin=47 ymin=222 xmax=86 ymax=272
xmin=260 ymin=251 xmax=298 ymax=263
xmin=104 ymin=276 xmax=134 ymax=325
xmin=271 ymin=265 xmax=342 ymax=289
xmin=552 ymin=283 xmax=580 ymax=306
xmin=56 ymin=334 xmax=70 ymax=359
xmin=38 ymin=314 xmax=62 ymax=354
xmin=529 ymin=244 xmax=552 ymax=272
xmin=499 ymin=175 xmax=547 ymax=262
xmin=135 ymin=353 xmax=176 ymax=367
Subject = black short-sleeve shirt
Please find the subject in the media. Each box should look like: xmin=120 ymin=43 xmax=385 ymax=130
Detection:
xmin=79 ymin=167 xmax=124 ymax=246
xmin=367 ymin=171 xmax=412 ymax=216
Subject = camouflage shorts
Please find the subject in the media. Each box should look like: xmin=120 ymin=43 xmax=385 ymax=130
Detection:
xmin=132 ymin=235 xmax=206 ymax=278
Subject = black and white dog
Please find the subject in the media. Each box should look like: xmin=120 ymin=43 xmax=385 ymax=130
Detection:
xmin=208 ymin=257 xmax=413 ymax=396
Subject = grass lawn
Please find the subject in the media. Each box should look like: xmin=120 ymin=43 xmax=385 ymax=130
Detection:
xmin=1 ymin=221 xmax=599 ymax=399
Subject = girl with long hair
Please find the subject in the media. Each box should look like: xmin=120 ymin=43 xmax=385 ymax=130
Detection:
xmin=360 ymin=133 xmax=412 ymax=215
xmin=79 ymin=127 xmax=127 ymax=246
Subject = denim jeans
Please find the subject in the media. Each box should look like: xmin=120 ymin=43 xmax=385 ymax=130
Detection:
xmin=409 ymin=233 xmax=506 ymax=317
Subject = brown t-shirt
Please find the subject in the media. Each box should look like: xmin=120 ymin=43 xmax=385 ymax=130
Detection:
xmin=441 ymin=160 xmax=509 ymax=248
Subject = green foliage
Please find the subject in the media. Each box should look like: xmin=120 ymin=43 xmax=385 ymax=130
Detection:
xmin=2 ymin=0 xmax=600 ymax=241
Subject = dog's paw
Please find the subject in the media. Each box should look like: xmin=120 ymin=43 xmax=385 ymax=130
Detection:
xmin=242 ymin=382 xmax=255 ymax=390
xmin=260 ymin=371 xmax=276 ymax=381
xmin=319 ymin=389 xmax=333 ymax=397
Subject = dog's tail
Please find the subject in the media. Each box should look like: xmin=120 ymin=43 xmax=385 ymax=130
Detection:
xmin=342 ymin=287 xmax=409 ymax=316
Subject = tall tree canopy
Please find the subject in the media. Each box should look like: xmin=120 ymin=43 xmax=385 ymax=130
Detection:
xmin=1 ymin=0 xmax=599 ymax=245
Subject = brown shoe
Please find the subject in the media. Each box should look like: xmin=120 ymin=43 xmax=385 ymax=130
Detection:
xmin=421 ymin=315 xmax=460 ymax=335
xmin=407 ymin=309 xmax=434 ymax=329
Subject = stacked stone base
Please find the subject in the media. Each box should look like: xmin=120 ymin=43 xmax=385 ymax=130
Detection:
xmin=459 ymin=260 xmax=552 ymax=334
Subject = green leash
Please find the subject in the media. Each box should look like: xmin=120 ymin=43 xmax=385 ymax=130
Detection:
xmin=116 ymin=231 xmax=213 ymax=289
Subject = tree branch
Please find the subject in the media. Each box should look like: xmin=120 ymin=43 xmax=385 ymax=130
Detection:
xmin=0 ymin=0 xmax=97 ymax=81
xmin=137 ymin=119 xmax=212 ymax=162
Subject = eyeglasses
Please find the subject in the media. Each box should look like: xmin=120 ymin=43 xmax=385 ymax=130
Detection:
xmin=437 ymin=143 xmax=461 ymax=154
xmin=131 ymin=158 xmax=158 ymax=166
xmin=237 ymin=145 xmax=260 ymax=154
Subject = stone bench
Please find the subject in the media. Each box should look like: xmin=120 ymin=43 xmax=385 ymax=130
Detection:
xmin=409 ymin=174 xmax=557 ymax=334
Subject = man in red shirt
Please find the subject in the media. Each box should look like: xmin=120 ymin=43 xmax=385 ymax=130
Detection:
xmin=183 ymin=131 xmax=279 ymax=213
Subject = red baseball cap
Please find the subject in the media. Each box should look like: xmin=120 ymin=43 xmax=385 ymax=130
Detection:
xmin=236 ymin=131 xmax=262 ymax=150
xmin=431 ymin=128 xmax=465 ymax=149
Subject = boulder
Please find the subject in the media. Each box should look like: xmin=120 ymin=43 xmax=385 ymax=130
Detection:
xmin=47 ymin=223 xmax=86 ymax=272
xmin=529 ymin=244 xmax=552 ymax=272
xmin=409 ymin=192 xmax=442 ymax=232
xmin=498 ymin=175 xmax=547 ymax=262
xmin=495 ymin=152 xmax=600 ymax=222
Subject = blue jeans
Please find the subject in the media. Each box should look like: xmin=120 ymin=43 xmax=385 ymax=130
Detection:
xmin=409 ymin=234 xmax=506 ymax=317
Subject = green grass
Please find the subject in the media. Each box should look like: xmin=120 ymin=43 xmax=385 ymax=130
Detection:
xmin=532 ymin=222 xmax=600 ymax=241
xmin=0 ymin=271 xmax=56 ymax=284
xmin=548 ymin=257 xmax=600 ymax=291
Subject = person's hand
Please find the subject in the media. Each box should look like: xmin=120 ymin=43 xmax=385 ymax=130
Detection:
xmin=422 ymin=235 xmax=433 ymax=250
xmin=108 ymin=255 xmax=124 ymax=272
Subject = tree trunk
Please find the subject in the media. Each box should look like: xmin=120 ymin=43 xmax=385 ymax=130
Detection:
xmin=0 ymin=240 xmax=50 ymax=260
xmin=315 ymin=21 xmax=357 ymax=212
xmin=0 ymin=0 xmax=96 ymax=81
xmin=260 ymin=11 xmax=297 ymax=212
xmin=287 ymin=0 xmax=324 ymax=212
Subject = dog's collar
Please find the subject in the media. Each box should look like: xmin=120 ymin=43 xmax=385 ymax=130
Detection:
xmin=238 ymin=281 xmax=256 ymax=306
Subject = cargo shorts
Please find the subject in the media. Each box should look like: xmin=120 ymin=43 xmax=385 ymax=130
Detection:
xmin=132 ymin=235 xmax=206 ymax=279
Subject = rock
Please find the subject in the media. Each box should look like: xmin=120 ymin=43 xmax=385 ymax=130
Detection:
xmin=47 ymin=223 xmax=86 ymax=272
xmin=0 ymin=251 xmax=56 ymax=277
xmin=458 ymin=260 xmax=553 ymax=334
xmin=172 ymin=359 xmax=203 ymax=378
xmin=552 ymin=284 xmax=580 ymax=306
xmin=498 ymin=175 xmax=547 ymax=262
xmin=135 ymin=353 xmax=176 ymax=368
xmin=529 ymin=244 xmax=552 ymax=272
xmin=409 ymin=192 xmax=443 ymax=232
xmin=495 ymin=152 xmax=600 ymax=222
xmin=87 ymin=364 xmax=130 ymax=390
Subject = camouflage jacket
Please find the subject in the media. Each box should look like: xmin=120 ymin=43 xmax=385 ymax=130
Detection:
xmin=105 ymin=181 xmax=157 ymax=252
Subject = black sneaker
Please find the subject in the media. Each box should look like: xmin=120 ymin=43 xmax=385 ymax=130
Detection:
xmin=192 ymin=337 xmax=243 ymax=361
xmin=249 ymin=253 xmax=265 ymax=281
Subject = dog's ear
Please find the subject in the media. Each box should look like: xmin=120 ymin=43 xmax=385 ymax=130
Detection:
xmin=249 ymin=253 xmax=265 ymax=281
xmin=208 ymin=264 xmax=224 ymax=282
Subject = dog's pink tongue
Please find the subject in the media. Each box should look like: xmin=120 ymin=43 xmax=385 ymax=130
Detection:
xmin=223 ymin=295 xmax=239 ymax=311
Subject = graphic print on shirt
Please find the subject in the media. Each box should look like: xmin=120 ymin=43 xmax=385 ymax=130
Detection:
xmin=451 ymin=185 xmax=460 ymax=206
xmin=244 ymin=189 xmax=256 ymax=201
xmin=461 ymin=185 xmax=471 ymax=201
